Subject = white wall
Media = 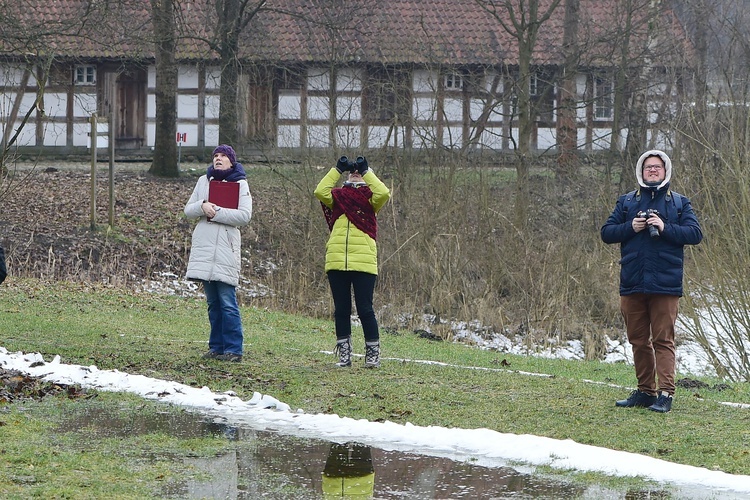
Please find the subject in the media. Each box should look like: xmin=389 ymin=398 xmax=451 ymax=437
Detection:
xmin=278 ymin=94 xmax=301 ymax=120
xmin=0 ymin=62 xmax=675 ymax=154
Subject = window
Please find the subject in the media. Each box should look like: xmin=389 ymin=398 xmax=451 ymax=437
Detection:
xmin=529 ymin=73 xmax=540 ymax=96
xmin=74 ymin=65 xmax=96 ymax=85
xmin=368 ymin=82 xmax=397 ymax=121
xmin=529 ymin=71 xmax=555 ymax=122
xmin=594 ymin=76 xmax=613 ymax=120
xmin=444 ymin=72 xmax=463 ymax=90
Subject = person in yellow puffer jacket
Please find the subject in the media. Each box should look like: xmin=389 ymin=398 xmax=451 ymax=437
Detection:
xmin=321 ymin=442 xmax=375 ymax=499
xmin=314 ymin=156 xmax=391 ymax=368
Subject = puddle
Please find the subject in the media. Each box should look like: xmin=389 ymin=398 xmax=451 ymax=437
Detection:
xmin=57 ymin=407 xmax=724 ymax=499
xmin=166 ymin=430 xmax=593 ymax=499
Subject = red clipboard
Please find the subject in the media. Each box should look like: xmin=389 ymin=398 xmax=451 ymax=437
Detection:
xmin=208 ymin=180 xmax=240 ymax=209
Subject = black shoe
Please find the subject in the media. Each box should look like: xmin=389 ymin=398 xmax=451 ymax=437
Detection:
xmin=201 ymin=350 xmax=220 ymax=359
xmin=615 ymin=390 xmax=657 ymax=408
xmin=216 ymin=353 xmax=242 ymax=363
xmin=648 ymin=392 xmax=673 ymax=413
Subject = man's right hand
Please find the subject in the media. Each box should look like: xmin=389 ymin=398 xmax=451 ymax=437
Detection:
xmin=632 ymin=216 xmax=647 ymax=233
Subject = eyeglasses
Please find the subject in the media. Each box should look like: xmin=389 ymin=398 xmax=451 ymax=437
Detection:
xmin=643 ymin=165 xmax=664 ymax=171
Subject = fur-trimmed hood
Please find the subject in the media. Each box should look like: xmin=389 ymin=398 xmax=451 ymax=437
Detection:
xmin=635 ymin=149 xmax=672 ymax=190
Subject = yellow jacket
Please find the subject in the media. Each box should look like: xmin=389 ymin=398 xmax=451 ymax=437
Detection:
xmin=314 ymin=168 xmax=390 ymax=275
xmin=321 ymin=473 xmax=375 ymax=498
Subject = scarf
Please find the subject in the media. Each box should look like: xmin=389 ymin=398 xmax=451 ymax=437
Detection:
xmin=207 ymin=162 xmax=247 ymax=182
xmin=322 ymin=185 xmax=378 ymax=240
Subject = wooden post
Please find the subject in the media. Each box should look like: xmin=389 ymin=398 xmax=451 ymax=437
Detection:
xmin=108 ymin=88 xmax=115 ymax=228
xmin=90 ymin=113 xmax=97 ymax=231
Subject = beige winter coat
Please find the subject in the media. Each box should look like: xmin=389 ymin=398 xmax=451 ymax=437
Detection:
xmin=184 ymin=176 xmax=253 ymax=286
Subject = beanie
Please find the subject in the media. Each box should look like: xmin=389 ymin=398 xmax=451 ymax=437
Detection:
xmin=212 ymin=144 xmax=237 ymax=166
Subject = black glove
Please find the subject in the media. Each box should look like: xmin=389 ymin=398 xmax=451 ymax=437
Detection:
xmin=355 ymin=156 xmax=368 ymax=175
xmin=335 ymin=156 xmax=350 ymax=174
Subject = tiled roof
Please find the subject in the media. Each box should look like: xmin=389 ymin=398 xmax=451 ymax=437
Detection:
xmin=240 ymin=0 xmax=693 ymax=67
xmin=0 ymin=0 xmax=692 ymax=68
xmin=0 ymin=0 xmax=153 ymax=59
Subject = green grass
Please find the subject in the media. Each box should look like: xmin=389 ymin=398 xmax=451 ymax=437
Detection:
xmin=0 ymin=391 xmax=231 ymax=498
xmin=1 ymin=278 xmax=749 ymax=496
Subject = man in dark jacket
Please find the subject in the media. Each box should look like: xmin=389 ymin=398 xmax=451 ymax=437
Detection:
xmin=601 ymin=150 xmax=702 ymax=413
xmin=0 ymin=245 xmax=6 ymax=285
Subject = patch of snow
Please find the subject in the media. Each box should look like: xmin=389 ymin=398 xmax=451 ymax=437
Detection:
xmin=1 ymin=347 xmax=749 ymax=497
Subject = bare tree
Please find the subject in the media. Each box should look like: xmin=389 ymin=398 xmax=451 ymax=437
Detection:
xmin=149 ymin=0 xmax=179 ymax=177
xmin=556 ymin=0 xmax=580 ymax=177
xmin=620 ymin=1 xmax=658 ymax=192
xmin=671 ymin=0 xmax=750 ymax=381
xmin=673 ymin=0 xmax=710 ymax=165
xmin=214 ymin=0 xmax=268 ymax=147
xmin=475 ymin=0 xmax=562 ymax=227
xmin=0 ymin=2 xmax=98 ymax=194
xmin=608 ymin=0 xmax=687 ymax=193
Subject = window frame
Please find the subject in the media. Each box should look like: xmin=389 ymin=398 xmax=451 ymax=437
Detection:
xmin=74 ymin=65 xmax=97 ymax=85
xmin=593 ymin=75 xmax=614 ymax=121
xmin=444 ymin=72 xmax=463 ymax=91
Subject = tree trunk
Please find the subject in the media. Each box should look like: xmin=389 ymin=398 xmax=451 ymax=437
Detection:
xmin=217 ymin=0 xmax=242 ymax=146
xmin=679 ymin=0 xmax=709 ymax=172
xmin=621 ymin=0 xmax=661 ymax=193
xmin=556 ymin=0 xmax=580 ymax=178
xmin=149 ymin=0 xmax=178 ymax=177
xmin=515 ymin=51 xmax=532 ymax=227
xmin=510 ymin=0 xmax=562 ymax=227
xmin=218 ymin=55 xmax=240 ymax=146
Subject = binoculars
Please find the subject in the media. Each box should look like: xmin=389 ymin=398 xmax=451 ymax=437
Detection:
xmin=337 ymin=155 xmax=367 ymax=174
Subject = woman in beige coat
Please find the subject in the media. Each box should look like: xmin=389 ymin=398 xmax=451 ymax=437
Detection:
xmin=184 ymin=145 xmax=252 ymax=362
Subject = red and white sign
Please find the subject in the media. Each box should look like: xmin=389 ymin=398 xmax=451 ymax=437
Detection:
xmin=176 ymin=132 xmax=187 ymax=143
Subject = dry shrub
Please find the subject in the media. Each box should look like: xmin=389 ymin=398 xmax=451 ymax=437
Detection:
xmin=3 ymin=154 xmax=624 ymax=360
xmin=258 ymin=152 xmax=624 ymax=355
xmin=677 ymin=104 xmax=750 ymax=381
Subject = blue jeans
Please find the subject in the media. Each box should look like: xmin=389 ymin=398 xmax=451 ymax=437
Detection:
xmin=203 ymin=280 xmax=243 ymax=355
xmin=327 ymin=270 xmax=379 ymax=342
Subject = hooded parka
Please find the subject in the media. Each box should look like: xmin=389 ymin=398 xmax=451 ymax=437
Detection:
xmin=601 ymin=150 xmax=702 ymax=296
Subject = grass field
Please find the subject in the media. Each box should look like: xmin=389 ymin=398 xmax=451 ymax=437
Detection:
xmin=1 ymin=278 xmax=749 ymax=497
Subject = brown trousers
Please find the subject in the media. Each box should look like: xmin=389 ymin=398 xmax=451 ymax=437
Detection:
xmin=620 ymin=293 xmax=679 ymax=396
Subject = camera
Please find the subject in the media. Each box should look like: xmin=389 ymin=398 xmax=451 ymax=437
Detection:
xmin=637 ymin=209 xmax=661 ymax=238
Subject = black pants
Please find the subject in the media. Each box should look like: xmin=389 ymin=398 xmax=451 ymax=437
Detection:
xmin=327 ymin=270 xmax=379 ymax=342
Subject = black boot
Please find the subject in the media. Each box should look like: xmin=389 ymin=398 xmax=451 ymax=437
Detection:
xmin=334 ymin=337 xmax=352 ymax=367
xmin=364 ymin=341 xmax=380 ymax=368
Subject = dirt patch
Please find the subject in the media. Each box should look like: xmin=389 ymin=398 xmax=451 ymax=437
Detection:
xmin=0 ymin=367 xmax=92 ymax=403
xmin=1 ymin=164 xmax=202 ymax=284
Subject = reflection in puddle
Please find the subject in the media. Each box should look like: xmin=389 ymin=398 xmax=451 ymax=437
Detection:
xmin=58 ymin=406 xmax=697 ymax=499
xmin=164 ymin=431 xmax=586 ymax=499
xmin=322 ymin=443 xmax=374 ymax=498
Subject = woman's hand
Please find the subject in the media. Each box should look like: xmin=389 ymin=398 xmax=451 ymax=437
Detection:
xmin=201 ymin=201 xmax=219 ymax=219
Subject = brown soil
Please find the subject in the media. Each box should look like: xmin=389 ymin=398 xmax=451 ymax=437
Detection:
xmin=0 ymin=367 xmax=91 ymax=403
xmin=1 ymin=163 xmax=212 ymax=285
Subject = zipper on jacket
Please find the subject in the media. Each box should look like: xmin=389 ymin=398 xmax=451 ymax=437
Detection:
xmin=344 ymin=220 xmax=350 ymax=269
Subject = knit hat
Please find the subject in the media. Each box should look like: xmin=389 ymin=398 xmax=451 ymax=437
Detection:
xmin=212 ymin=144 xmax=237 ymax=166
